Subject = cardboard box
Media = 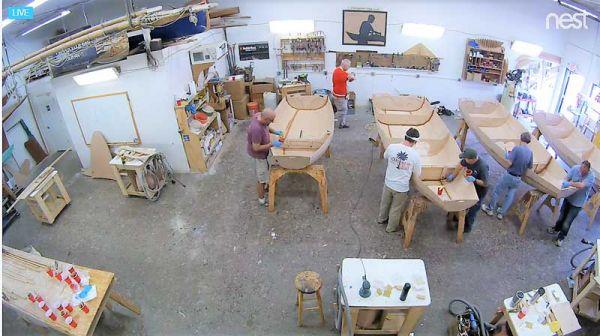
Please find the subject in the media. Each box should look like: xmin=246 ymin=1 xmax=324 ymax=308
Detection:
xmin=224 ymin=80 xmax=246 ymax=100
xmin=250 ymin=79 xmax=275 ymax=94
xmin=250 ymin=93 xmax=265 ymax=110
xmin=232 ymin=94 xmax=249 ymax=120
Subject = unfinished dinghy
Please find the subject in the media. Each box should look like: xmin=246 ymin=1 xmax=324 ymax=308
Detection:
xmin=533 ymin=112 xmax=600 ymax=185
xmin=270 ymin=94 xmax=334 ymax=169
xmin=459 ymin=99 xmax=575 ymax=199
xmin=373 ymin=94 xmax=479 ymax=212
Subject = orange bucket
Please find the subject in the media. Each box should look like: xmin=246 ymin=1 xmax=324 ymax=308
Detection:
xmin=247 ymin=102 xmax=259 ymax=116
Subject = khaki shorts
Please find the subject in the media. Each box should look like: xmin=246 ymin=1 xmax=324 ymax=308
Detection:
xmin=254 ymin=158 xmax=269 ymax=184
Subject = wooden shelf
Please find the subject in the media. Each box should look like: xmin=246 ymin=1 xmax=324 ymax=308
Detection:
xmin=462 ymin=39 xmax=506 ymax=85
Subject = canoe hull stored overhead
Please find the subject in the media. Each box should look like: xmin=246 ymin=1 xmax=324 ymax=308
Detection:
xmin=270 ymin=94 xmax=334 ymax=170
xmin=373 ymin=94 xmax=479 ymax=212
xmin=459 ymin=99 xmax=576 ymax=199
xmin=533 ymin=112 xmax=600 ymax=186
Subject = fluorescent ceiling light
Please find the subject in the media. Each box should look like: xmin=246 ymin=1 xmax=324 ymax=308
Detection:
xmin=269 ymin=20 xmax=314 ymax=35
xmin=73 ymin=68 xmax=119 ymax=86
xmin=2 ymin=0 xmax=51 ymax=29
xmin=511 ymin=40 xmax=543 ymax=57
xmin=21 ymin=10 xmax=70 ymax=36
xmin=401 ymin=23 xmax=445 ymax=39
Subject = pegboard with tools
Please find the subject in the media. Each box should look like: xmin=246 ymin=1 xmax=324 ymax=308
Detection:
xmin=280 ymin=31 xmax=326 ymax=74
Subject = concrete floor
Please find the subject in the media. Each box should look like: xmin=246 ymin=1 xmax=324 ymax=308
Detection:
xmin=3 ymin=109 xmax=600 ymax=335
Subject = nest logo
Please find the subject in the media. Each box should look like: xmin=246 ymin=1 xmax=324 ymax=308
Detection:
xmin=546 ymin=12 xmax=589 ymax=29
xmin=7 ymin=6 xmax=34 ymax=20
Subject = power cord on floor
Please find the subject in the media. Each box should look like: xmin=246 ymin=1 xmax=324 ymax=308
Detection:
xmin=347 ymin=122 xmax=377 ymax=258
xmin=448 ymin=299 xmax=491 ymax=336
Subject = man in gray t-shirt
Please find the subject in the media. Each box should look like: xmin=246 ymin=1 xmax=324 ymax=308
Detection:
xmin=482 ymin=132 xmax=533 ymax=219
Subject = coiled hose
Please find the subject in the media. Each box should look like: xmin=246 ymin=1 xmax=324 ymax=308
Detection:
xmin=448 ymin=299 xmax=489 ymax=336
xmin=138 ymin=153 xmax=174 ymax=201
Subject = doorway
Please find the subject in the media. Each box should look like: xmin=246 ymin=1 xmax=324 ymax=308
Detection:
xmin=556 ymin=69 xmax=586 ymax=124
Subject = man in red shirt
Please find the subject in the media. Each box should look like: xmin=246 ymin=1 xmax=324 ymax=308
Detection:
xmin=332 ymin=59 xmax=355 ymax=129
xmin=247 ymin=108 xmax=283 ymax=206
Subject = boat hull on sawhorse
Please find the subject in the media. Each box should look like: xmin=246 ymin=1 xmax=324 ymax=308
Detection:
xmin=533 ymin=112 xmax=600 ymax=186
xmin=458 ymin=99 xmax=575 ymax=200
xmin=270 ymin=94 xmax=334 ymax=169
xmin=373 ymin=94 xmax=479 ymax=212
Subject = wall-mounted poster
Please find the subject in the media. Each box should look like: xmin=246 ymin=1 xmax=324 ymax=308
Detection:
xmin=238 ymin=42 xmax=270 ymax=61
xmin=342 ymin=10 xmax=387 ymax=47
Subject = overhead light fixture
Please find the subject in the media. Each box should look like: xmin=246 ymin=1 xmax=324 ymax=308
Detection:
xmin=401 ymin=23 xmax=445 ymax=39
xmin=511 ymin=40 xmax=543 ymax=57
xmin=21 ymin=10 xmax=70 ymax=36
xmin=269 ymin=20 xmax=314 ymax=35
xmin=73 ymin=67 xmax=119 ymax=86
xmin=2 ymin=0 xmax=51 ymax=29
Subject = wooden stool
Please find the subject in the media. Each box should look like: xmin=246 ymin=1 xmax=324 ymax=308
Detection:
xmin=268 ymin=164 xmax=328 ymax=213
xmin=295 ymin=271 xmax=325 ymax=327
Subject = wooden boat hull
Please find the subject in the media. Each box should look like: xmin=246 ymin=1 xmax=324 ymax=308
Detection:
xmin=533 ymin=112 xmax=600 ymax=186
xmin=373 ymin=94 xmax=479 ymax=212
xmin=270 ymin=94 xmax=334 ymax=169
xmin=458 ymin=99 xmax=576 ymax=199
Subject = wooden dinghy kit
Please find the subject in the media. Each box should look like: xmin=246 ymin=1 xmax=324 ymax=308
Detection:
xmin=373 ymin=94 xmax=479 ymax=247
xmin=267 ymin=94 xmax=333 ymax=213
xmin=533 ymin=112 xmax=600 ymax=228
xmin=270 ymin=94 xmax=334 ymax=170
xmin=458 ymin=99 xmax=576 ymax=234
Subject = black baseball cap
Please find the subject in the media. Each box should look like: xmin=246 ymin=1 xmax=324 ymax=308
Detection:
xmin=459 ymin=148 xmax=477 ymax=159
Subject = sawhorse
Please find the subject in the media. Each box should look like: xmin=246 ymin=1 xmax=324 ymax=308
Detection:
xmin=400 ymin=196 xmax=467 ymax=249
xmin=268 ymin=164 xmax=328 ymax=214
xmin=511 ymin=189 xmax=561 ymax=235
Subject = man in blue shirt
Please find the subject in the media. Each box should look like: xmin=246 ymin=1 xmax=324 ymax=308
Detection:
xmin=548 ymin=160 xmax=595 ymax=246
xmin=482 ymin=132 xmax=533 ymax=220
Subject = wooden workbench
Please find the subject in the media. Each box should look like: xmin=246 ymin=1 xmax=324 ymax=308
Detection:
xmin=340 ymin=258 xmax=430 ymax=336
xmin=2 ymin=245 xmax=140 ymax=335
xmin=490 ymin=283 xmax=580 ymax=336
xmin=571 ymin=239 xmax=600 ymax=321
xmin=13 ymin=167 xmax=71 ymax=224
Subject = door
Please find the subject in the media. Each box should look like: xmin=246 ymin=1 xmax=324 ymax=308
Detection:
xmin=30 ymin=92 xmax=72 ymax=152
xmin=556 ymin=69 xmax=585 ymax=123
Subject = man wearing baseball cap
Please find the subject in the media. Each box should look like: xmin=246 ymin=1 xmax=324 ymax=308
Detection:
xmin=377 ymin=128 xmax=422 ymax=234
xmin=446 ymin=147 xmax=489 ymax=232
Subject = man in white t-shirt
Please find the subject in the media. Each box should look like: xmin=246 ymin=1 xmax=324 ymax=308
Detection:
xmin=377 ymin=128 xmax=422 ymax=233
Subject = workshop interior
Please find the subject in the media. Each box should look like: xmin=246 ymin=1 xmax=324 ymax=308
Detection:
xmin=1 ymin=0 xmax=600 ymax=335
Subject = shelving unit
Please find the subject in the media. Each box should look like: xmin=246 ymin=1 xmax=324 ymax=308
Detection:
xmin=280 ymin=32 xmax=326 ymax=74
xmin=462 ymin=39 xmax=507 ymax=85
xmin=174 ymin=93 xmax=225 ymax=173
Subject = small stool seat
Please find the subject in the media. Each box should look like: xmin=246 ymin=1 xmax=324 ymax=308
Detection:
xmin=295 ymin=271 xmax=322 ymax=294
xmin=294 ymin=271 xmax=325 ymax=327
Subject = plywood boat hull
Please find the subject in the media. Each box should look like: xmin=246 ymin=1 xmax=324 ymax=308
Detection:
xmin=373 ymin=94 xmax=479 ymax=212
xmin=270 ymin=94 xmax=334 ymax=169
xmin=458 ymin=99 xmax=576 ymax=199
xmin=533 ymin=112 xmax=600 ymax=186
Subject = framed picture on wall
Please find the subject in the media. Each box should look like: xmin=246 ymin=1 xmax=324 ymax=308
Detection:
xmin=342 ymin=9 xmax=387 ymax=47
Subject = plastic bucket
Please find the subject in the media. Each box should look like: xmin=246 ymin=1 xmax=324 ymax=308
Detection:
xmin=247 ymin=102 xmax=259 ymax=116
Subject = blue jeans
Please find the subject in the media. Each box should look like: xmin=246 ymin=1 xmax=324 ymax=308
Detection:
xmin=488 ymin=173 xmax=521 ymax=215
xmin=466 ymin=194 xmax=485 ymax=230
xmin=553 ymin=200 xmax=582 ymax=240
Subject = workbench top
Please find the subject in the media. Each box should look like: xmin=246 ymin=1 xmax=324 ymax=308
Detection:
xmin=341 ymin=258 xmax=431 ymax=308
xmin=2 ymin=245 xmax=115 ymax=336
xmin=502 ymin=283 xmax=580 ymax=336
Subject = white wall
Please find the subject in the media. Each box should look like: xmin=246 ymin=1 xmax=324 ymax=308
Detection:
xmin=220 ymin=0 xmax=584 ymax=109
xmin=49 ymin=29 xmax=227 ymax=173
